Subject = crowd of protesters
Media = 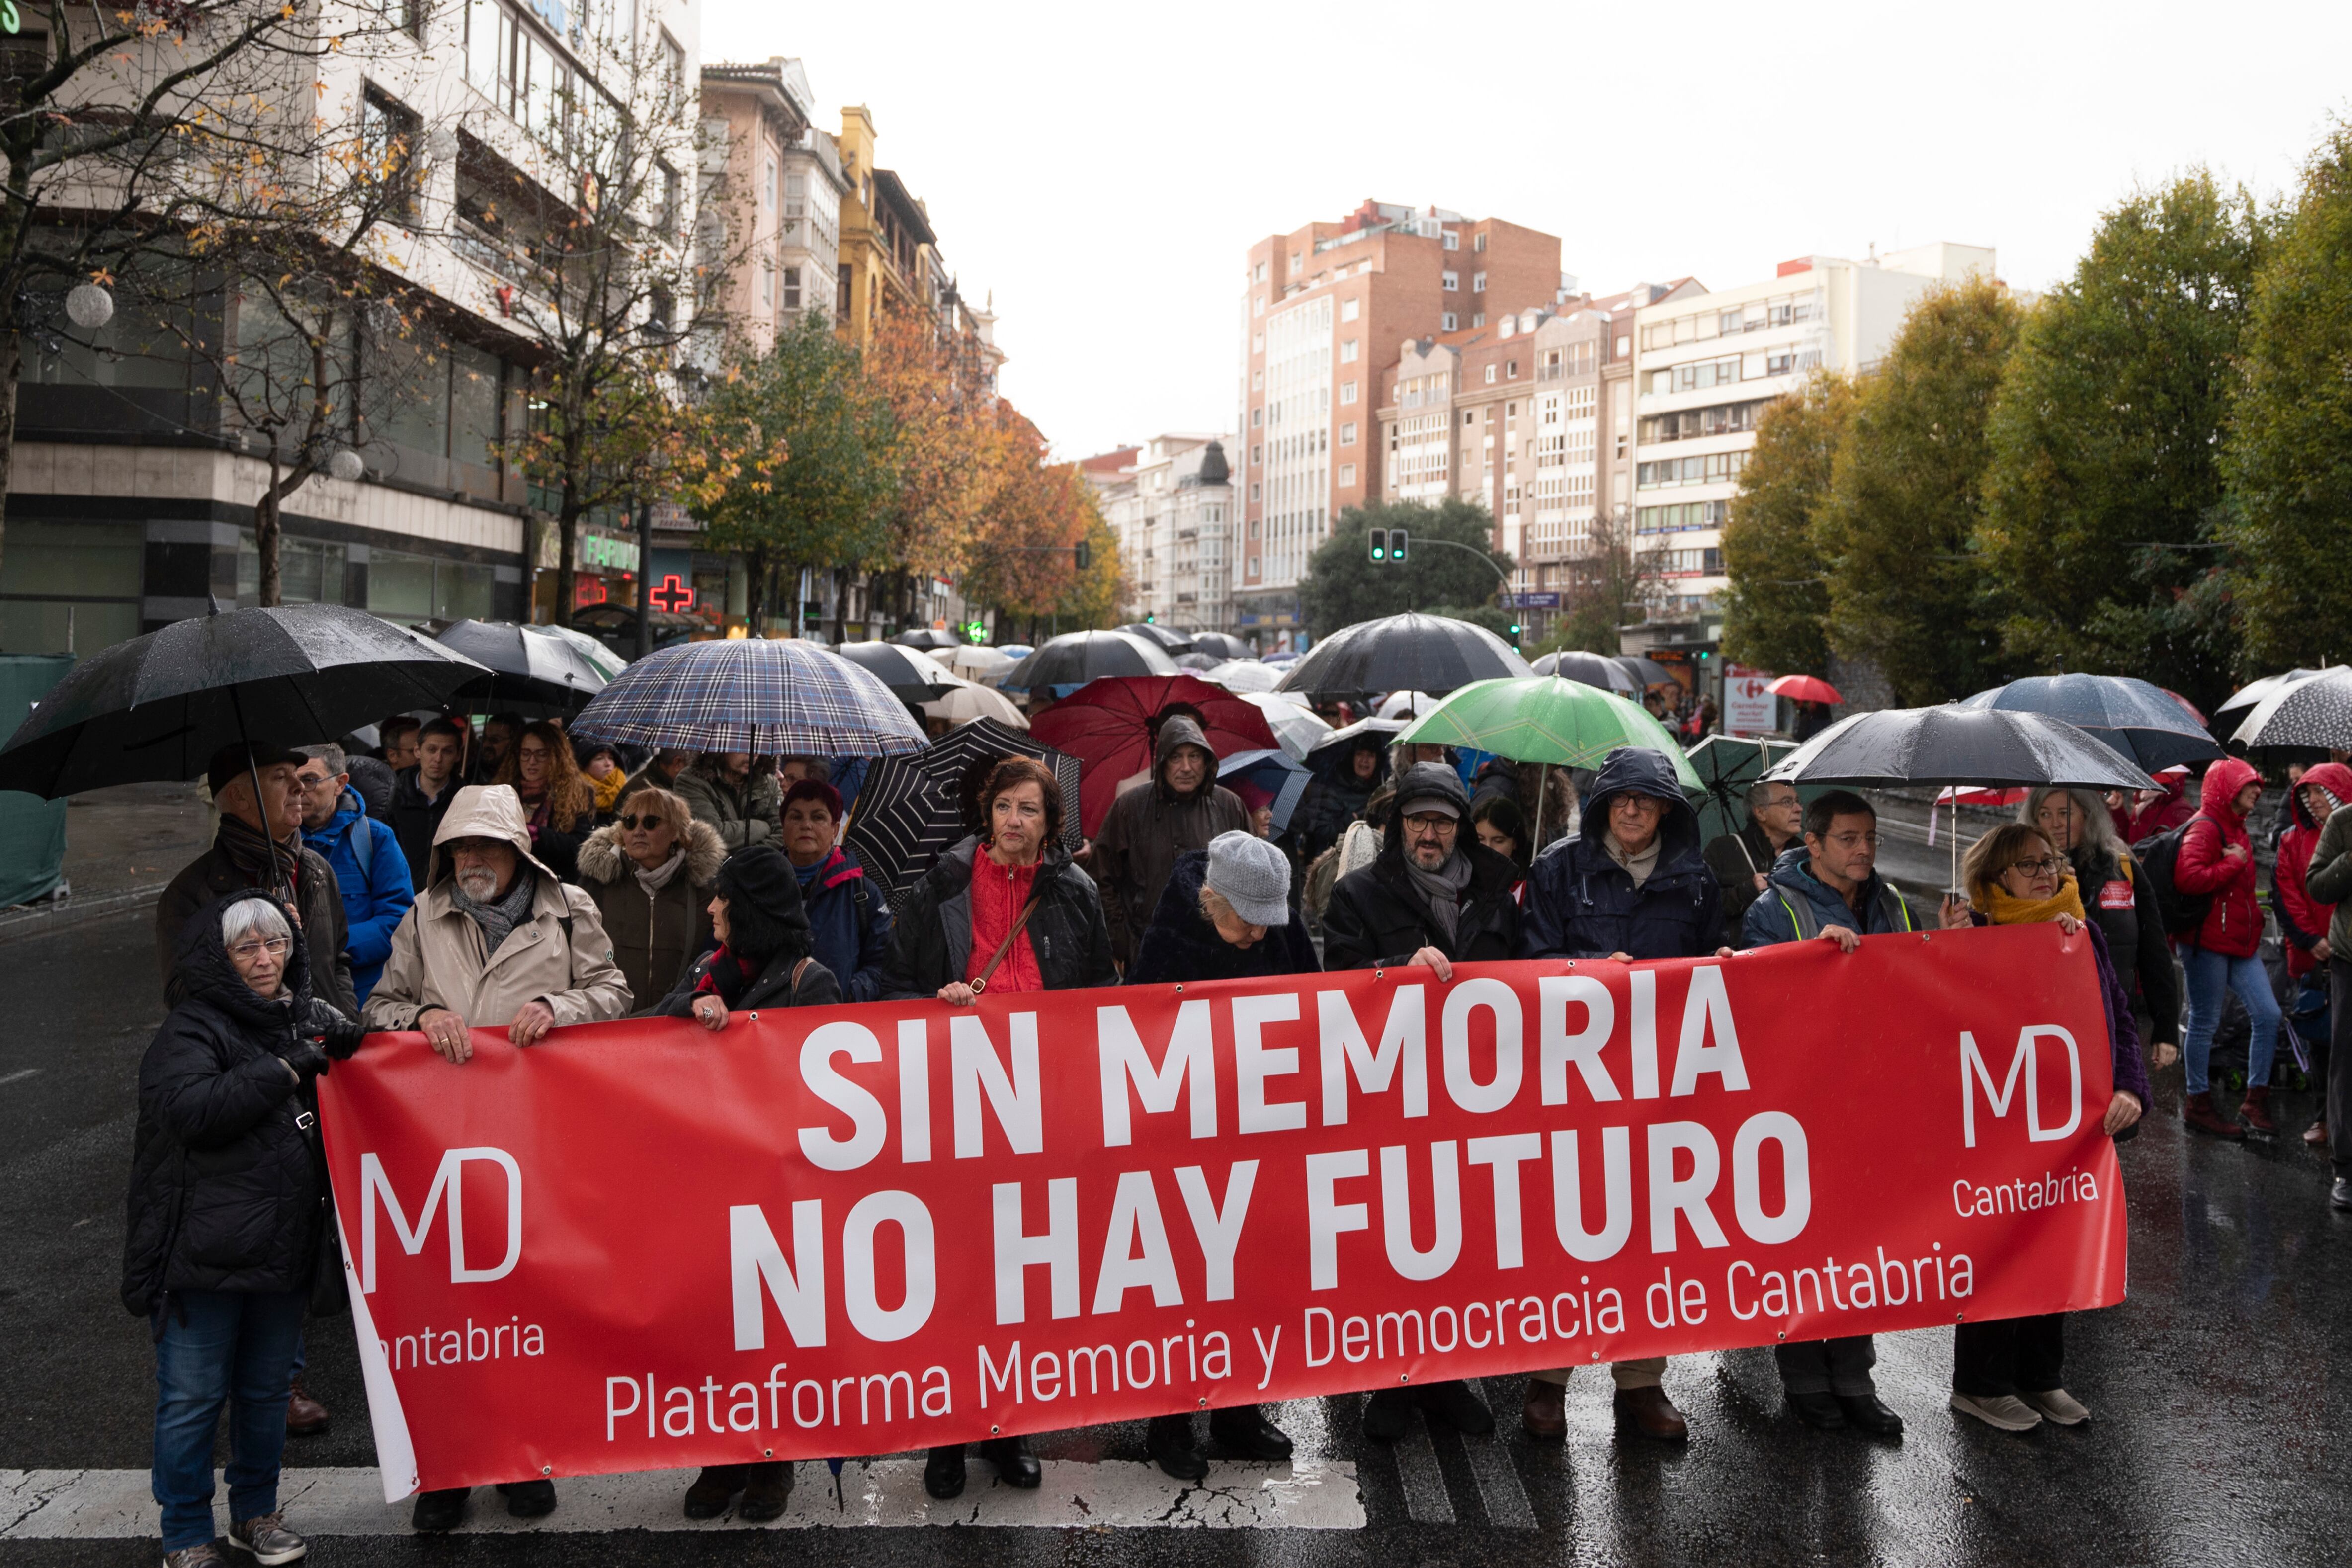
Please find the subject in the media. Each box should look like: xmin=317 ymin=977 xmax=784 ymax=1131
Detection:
xmin=127 ymin=665 xmax=2351 ymax=1563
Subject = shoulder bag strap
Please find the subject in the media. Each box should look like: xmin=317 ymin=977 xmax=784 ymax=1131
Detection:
xmin=970 ymin=900 xmax=1040 ymax=996
xmin=790 ymin=956 xmax=812 ymax=1001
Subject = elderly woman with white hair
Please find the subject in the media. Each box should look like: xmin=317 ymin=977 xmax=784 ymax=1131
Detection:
xmin=2021 ymin=786 xmax=2180 ymax=1072
xmin=124 ymin=890 xmax=363 ymax=1568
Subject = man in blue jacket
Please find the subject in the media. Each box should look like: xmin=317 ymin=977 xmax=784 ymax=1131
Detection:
xmin=296 ymin=744 xmax=415 ymax=1005
xmin=1738 ymin=787 xmax=1950 ymax=1438
xmin=1517 ymin=745 xmax=1726 ymax=1445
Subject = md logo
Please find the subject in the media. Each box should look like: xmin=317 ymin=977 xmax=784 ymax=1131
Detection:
xmin=1959 ymin=1027 xmax=2083 ymax=1148
xmin=360 ymin=1148 xmax=523 ymax=1293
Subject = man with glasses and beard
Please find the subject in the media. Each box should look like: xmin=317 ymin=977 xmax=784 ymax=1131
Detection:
xmin=362 ymin=783 xmax=631 ymax=1535
xmin=1320 ymin=761 xmax=1521 ymax=1446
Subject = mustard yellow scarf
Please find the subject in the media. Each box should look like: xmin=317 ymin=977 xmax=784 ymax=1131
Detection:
xmin=1977 ymin=869 xmax=2087 ymax=927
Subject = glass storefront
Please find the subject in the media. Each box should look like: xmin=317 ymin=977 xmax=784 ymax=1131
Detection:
xmin=0 ymin=520 xmax=144 ymax=656
xmin=368 ymin=547 xmax=496 ymax=625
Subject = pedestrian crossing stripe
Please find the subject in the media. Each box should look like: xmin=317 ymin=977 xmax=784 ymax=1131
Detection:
xmin=0 ymin=1461 xmax=1365 ymax=1534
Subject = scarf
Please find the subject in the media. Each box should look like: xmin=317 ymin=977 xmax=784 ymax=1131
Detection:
xmin=451 ymin=864 xmax=538 ymax=955
xmin=1404 ymin=849 xmax=1473 ymax=941
xmin=693 ymin=943 xmax=767 ymax=1005
xmin=634 ymin=846 xmax=688 ymax=897
xmin=216 ymin=812 xmax=301 ymax=892
xmin=1979 ymin=871 xmax=2087 ymax=928
xmin=1605 ymin=832 xmax=1663 ymax=888
xmin=591 ymin=768 xmax=628 ymax=814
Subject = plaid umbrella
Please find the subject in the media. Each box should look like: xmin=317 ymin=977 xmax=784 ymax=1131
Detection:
xmin=569 ymin=637 xmax=925 ymax=755
xmin=1029 ymin=673 xmax=1280 ymax=838
xmin=844 ymin=717 xmax=1082 ymax=910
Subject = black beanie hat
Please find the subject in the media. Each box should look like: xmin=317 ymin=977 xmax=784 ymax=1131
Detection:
xmin=713 ymin=843 xmax=812 ymax=962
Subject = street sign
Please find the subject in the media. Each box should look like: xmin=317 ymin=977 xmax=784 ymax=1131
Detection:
xmin=1724 ymin=662 xmax=1777 ymax=737
xmin=1504 ymin=592 xmax=1561 ymax=609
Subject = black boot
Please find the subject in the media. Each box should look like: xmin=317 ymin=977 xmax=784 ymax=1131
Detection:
xmin=1787 ymin=1390 xmax=1847 ymax=1430
xmin=1418 ymin=1379 xmax=1495 ymax=1435
xmin=1362 ymin=1387 xmax=1415 ymax=1442
xmin=1208 ymin=1404 xmax=1293 ymax=1461
xmin=1145 ymin=1414 xmax=1207 ymax=1481
xmin=978 ymin=1435 xmax=1041 ymax=1488
xmin=411 ymin=1488 xmax=466 ymax=1533
xmin=495 ymin=1479 xmax=556 ymax=1518
xmin=683 ymin=1464 xmax=746 ymax=1519
xmin=739 ymin=1461 xmax=794 ymax=1522
xmin=924 ymin=1446 xmax=965 ymax=1500
xmin=1836 ymin=1393 xmax=1905 ymax=1437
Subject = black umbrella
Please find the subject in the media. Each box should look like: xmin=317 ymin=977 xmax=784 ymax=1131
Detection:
xmin=1118 ymin=622 xmax=1197 ymax=655
xmin=0 ymin=604 xmax=489 ymax=798
xmin=1614 ymin=654 xmax=1679 ymax=689
xmin=1001 ymin=630 xmax=1178 ymax=691
xmin=1189 ymin=631 xmax=1254 ymax=660
xmin=893 ymin=627 xmax=962 ymax=650
xmin=1960 ymin=674 xmax=2222 ymax=772
xmin=1532 ymin=649 xmax=1638 ymax=694
xmin=2230 ymin=668 xmax=2352 ymax=751
xmin=843 ymin=717 xmax=1083 ymax=910
xmin=1277 ymin=613 xmax=1533 ymax=701
xmin=1765 ymin=705 xmax=2158 ymax=889
xmin=1174 ymin=651 xmax=1222 ymax=671
xmin=435 ymin=620 xmax=610 ymax=716
xmin=833 ymin=641 xmax=956 ymax=701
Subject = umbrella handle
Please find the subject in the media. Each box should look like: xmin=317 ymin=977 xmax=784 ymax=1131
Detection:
xmin=228 ymin=683 xmax=297 ymax=910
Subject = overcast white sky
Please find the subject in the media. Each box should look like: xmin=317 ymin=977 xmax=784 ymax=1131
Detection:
xmin=703 ymin=0 xmax=2352 ymax=464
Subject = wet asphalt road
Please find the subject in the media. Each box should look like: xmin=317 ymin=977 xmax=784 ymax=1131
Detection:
xmin=4 ymin=907 xmax=2348 ymax=1568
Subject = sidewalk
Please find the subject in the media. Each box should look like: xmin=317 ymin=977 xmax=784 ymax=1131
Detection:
xmin=0 ymin=782 xmax=209 ymax=942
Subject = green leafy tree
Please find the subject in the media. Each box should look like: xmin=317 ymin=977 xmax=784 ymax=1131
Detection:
xmin=1817 ymin=277 xmax=2023 ymax=705
xmin=1721 ymin=375 xmax=1852 ymax=674
xmin=2223 ymin=121 xmax=2352 ymax=671
xmin=1298 ymin=498 xmax=1513 ymax=638
xmin=1545 ymin=506 xmax=1662 ymax=656
xmin=696 ymin=313 xmax=897 ymax=633
xmin=1980 ymin=172 xmax=2269 ymax=709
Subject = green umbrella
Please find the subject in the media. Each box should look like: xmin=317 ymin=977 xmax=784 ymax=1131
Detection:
xmin=1684 ymin=734 xmax=1833 ymax=841
xmin=1398 ymin=677 xmax=1704 ymax=792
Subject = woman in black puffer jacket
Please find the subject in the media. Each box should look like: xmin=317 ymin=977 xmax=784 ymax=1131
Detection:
xmin=124 ymin=889 xmax=360 ymax=1567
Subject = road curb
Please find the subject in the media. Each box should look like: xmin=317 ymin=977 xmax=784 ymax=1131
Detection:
xmin=0 ymin=882 xmax=168 ymax=944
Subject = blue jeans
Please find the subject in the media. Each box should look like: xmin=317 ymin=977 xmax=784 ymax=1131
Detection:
xmin=2181 ymin=946 xmax=2281 ymax=1096
xmin=151 ymin=1289 xmax=305 ymax=1552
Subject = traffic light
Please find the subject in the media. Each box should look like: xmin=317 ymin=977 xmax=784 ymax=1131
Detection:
xmin=1391 ymin=529 xmax=1409 ymax=563
xmin=1074 ymin=540 xmax=1092 ymax=570
xmin=1508 ymin=621 xmax=1522 ymax=648
xmin=1144 ymin=612 xmax=1156 ymax=624
xmin=1369 ymin=528 xmax=1389 ymax=562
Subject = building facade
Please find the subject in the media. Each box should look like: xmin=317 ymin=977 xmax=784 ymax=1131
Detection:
xmin=2 ymin=0 xmax=704 ymax=654
xmin=1234 ymin=201 xmax=1564 ymax=646
xmin=1628 ymin=244 xmax=1996 ymax=640
xmin=1098 ymin=435 xmax=1236 ymax=634
xmin=700 ymin=57 xmax=843 ymax=354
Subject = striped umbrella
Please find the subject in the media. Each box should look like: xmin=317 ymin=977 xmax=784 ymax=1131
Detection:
xmin=568 ymin=637 xmax=925 ymax=755
xmin=844 ymin=718 xmax=1082 ymax=910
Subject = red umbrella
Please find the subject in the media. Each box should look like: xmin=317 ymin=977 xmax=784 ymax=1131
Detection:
xmin=2162 ymin=688 xmax=2207 ymax=726
xmin=1030 ymin=674 xmax=1279 ymax=837
xmin=1765 ymin=673 xmax=1845 ymax=705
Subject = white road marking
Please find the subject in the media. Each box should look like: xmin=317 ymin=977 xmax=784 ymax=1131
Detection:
xmin=1392 ymin=1413 xmax=1456 ymax=1525
xmin=0 ymin=1461 xmax=1364 ymax=1535
xmin=0 ymin=1068 xmax=37 ymax=1086
xmin=1462 ymin=1381 xmax=1537 ymax=1529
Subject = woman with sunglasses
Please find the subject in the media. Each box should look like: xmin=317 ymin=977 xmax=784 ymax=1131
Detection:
xmin=1948 ymin=823 xmax=2149 ymax=1433
xmin=578 ymin=787 xmax=727 ymax=1008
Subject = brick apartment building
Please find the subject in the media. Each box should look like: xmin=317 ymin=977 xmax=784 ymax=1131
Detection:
xmin=1233 ymin=201 xmax=1563 ymax=646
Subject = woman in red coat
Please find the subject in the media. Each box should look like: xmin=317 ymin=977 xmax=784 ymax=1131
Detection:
xmin=2272 ymin=762 xmax=2352 ymax=1147
xmin=2173 ymin=757 xmax=2284 ymax=1137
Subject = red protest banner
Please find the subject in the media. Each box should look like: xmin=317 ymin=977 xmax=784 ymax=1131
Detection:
xmin=320 ymin=922 xmax=2127 ymax=1499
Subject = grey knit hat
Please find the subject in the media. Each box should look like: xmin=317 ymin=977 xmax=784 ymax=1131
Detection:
xmin=1204 ymin=830 xmax=1290 ymax=927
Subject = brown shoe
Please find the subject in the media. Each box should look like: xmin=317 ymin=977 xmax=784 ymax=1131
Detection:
xmin=2305 ymin=1119 xmax=2329 ymax=1147
xmin=2183 ymin=1091 xmax=2246 ymax=1140
xmin=285 ymin=1379 xmax=329 ymax=1436
xmin=2239 ymin=1084 xmax=2275 ymax=1136
xmin=1521 ymin=1378 xmax=1566 ymax=1440
xmin=1612 ymin=1385 xmax=1688 ymax=1442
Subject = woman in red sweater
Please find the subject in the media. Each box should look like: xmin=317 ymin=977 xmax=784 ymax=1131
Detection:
xmin=2173 ymin=757 xmax=2284 ymax=1137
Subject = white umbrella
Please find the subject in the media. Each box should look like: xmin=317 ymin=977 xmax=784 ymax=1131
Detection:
xmin=1204 ymin=660 xmax=1282 ymax=694
xmin=1378 ymin=689 xmax=1438 ymax=721
xmin=923 ymin=675 xmax=1029 ymax=730
xmin=1242 ymin=691 xmax=1333 ymax=761
xmin=947 ymin=645 xmax=1016 ymax=685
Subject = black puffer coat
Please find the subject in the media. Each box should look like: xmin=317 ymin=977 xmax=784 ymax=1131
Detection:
xmin=123 ymin=890 xmax=338 ymax=1316
xmin=1126 ymin=851 xmax=1321 ymax=985
xmin=877 ymin=836 xmax=1118 ymax=998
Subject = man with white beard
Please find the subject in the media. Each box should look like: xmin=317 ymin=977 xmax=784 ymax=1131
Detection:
xmin=361 ymin=783 xmax=632 ymax=1533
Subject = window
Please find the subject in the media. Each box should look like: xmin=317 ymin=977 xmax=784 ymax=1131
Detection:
xmin=1638 ymin=399 xmax=1770 ymax=444
xmin=1340 ymin=380 xmax=1357 ymax=405
xmin=1290 ymin=253 xmax=1302 ymax=275
xmin=1251 ymin=444 xmax=1261 ymax=465
xmin=1443 ymin=270 xmax=1459 ymax=292
xmin=1443 ymin=230 xmax=1459 ymax=251
xmin=1254 ymin=296 xmax=1265 ymax=317
xmin=1340 ymin=422 xmax=1357 ymax=445
xmin=360 ymin=86 xmax=422 ymax=223
xmin=1649 ymin=355 xmax=1743 ymax=395
xmin=1252 ymin=369 xmax=1263 ymax=391
xmin=784 ymin=171 xmax=806 ymax=217
xmin=1463 ymin=412 xmax=1475 ymax=427
xmin=763 ymin=160 xmax=775 ymax=207
xmin=1340 ymin=463 xmax=1356 ymax=485
xmin=1251 ymin=406 xmax=1263 ymax=428
xmin=1474 ymin=232 xmax=1488 ymax=252
xmin=1341 ymin=297 xmax=1359 ymax=323
xmin=761 ymin=264 xmax=773 ymax=305
xmin=1635 ymin=501 xmax=1732 ymax=534
xmin=1472 ymin=313 xmax=1485 ymax=328
xmin=658 ymin=161 xmax=681 ymax=236
xmin=1442 ymin=312 xmax=1458 ymax=331
xmin=1615 ymin=335 xmax=1630 ymax=357
xmin=1248 ymin=557 xmax=1260 ymax=576
xmin=1637 ymin=452 xmax=1749 ymax=489
xmin=1484 ymin=365 xmax=1497 ymax=385
xmin=1472 ymin=272 xmax=1487 ymax=293
xmin=1507 ymin=359 xmax=1519 ymax=379
xmin=1253 ymin=260 xmax=1266 ymax=282
xmin=782 ymin=266 xmax=801 ymax=309
xmin=1251 ymin=483 xmax=1261 ymax=501
xmin=1340 ymin=338 xmax=1359 ymax=364
xmin=1253 ymin=333 xmax=1264 ymax=353
xmin=659 ymin=29 xmax=684 ymax=91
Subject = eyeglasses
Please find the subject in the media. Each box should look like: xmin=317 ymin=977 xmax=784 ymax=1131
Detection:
xmin=618 ymin=814 xmax=671 ymax=830
xmin=2010 ymin=856 xmax=2068 ymax=878
xmin=228 ymin=937 xmax=292 ymax=962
